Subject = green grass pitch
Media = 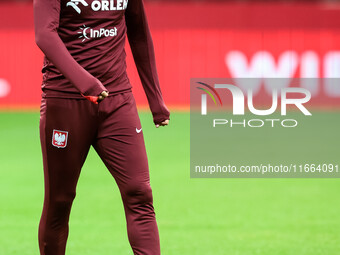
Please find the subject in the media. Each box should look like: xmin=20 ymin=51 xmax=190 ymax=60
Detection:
xmin=0 ymin=111 xmax=340 ymax=254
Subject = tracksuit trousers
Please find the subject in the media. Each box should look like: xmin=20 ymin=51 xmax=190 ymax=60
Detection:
xmin=38 ymin=91 xmax=160 ymax=255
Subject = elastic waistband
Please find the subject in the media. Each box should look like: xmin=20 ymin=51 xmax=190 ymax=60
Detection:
xmin=42 ymin=88 xmax=132 ymax=99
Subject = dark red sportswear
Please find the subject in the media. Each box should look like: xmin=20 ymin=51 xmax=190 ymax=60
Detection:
xmin=34 ymin=1 xmax=168 ymax=254
xmin=38 ymin=92 xmax=161 ymax=255
xmin=33 ymin=0 xmax=169 ymax=124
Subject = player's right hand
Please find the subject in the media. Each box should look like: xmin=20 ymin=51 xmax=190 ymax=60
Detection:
xmin=98 ymin=91 xmax=109 ymax=102
xmin=82 ymin=91 xmax=109 ymax=104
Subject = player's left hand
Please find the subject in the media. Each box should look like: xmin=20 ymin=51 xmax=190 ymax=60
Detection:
xmin=156 ymin=119 xmax=169 ymax=128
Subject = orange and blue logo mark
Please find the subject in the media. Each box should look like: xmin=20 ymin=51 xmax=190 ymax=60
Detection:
xmin=196 ymin=82 xmax=223 ymax=106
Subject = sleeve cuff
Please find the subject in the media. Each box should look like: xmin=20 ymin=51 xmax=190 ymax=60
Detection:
xmin=82 ymin=78 xmax=106 ymax=97
xmin=153 ymin=110 xmax=170 ymax=125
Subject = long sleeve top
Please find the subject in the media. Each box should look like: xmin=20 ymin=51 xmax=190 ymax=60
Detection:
xmin=33 ymin=0 xmax=169 ymax=124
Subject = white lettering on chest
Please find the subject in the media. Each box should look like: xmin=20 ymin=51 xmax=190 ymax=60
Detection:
xmin=91 ymin=0 xmax=128 ymax=11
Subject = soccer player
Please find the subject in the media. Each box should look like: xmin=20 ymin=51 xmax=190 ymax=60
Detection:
xmin=33 ymin=0 xmax=170 ymax=254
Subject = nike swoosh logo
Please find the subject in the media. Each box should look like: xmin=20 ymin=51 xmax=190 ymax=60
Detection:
xmin=136 ymin=128 xmax=142 ymax=133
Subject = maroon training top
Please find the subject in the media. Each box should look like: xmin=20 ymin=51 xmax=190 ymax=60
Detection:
xmin=33 ymin=0 xmax=169 ymax=124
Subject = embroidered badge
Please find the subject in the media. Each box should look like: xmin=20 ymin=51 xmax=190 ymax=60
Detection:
xmin=52 ymin=130 xmax=69 ymax=148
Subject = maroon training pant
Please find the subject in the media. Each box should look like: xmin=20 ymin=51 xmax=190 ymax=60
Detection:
xmin=38 ymin=91 xmax=160 ymax=255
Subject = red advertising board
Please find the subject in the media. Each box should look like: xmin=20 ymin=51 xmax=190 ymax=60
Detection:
xmin=0 ymin=2 xmax=340 ymax=108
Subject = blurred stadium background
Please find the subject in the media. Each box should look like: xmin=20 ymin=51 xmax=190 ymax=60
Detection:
xmin=1 ymin=0 xmax=340 ymax=254
xmin=1 ymin=0 xmax=340 ymax=108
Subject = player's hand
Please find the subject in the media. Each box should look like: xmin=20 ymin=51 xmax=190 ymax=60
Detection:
xmin=156 ymin=119 xmax=169 ymax=128
xmin=82 ymin=91 xmax=109 ymax=104
xmin=98 ymin=91 xmax=109 ymax=101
